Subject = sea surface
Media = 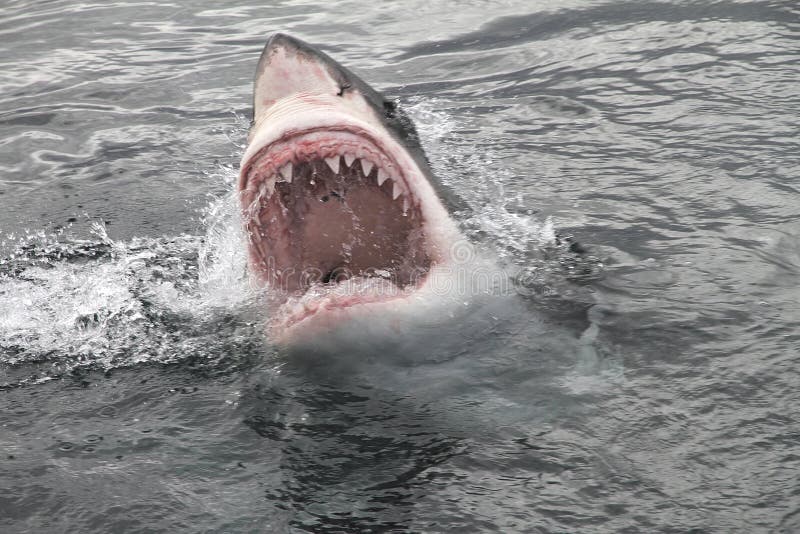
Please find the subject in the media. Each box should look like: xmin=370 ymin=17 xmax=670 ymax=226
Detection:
xmin=1 ymin=1 xmax=799 ymax=532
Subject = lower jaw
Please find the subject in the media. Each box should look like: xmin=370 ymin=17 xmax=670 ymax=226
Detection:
xmin=265 ymin=276 xmax=427 ymax=341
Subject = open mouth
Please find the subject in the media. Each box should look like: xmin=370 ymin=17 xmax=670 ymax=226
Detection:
xmin=240 ymin=127 xmax=434 ymax=326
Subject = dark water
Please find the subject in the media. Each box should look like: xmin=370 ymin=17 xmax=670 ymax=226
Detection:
xmin=2 ymin=1 xmax=799 ymax=532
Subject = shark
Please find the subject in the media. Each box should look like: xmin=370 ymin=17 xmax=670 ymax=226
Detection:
xmin=238 ymin=34 xmax=465 ymax=340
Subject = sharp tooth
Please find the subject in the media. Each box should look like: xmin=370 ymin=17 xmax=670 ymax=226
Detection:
xmin=279 ymin=162 xmax=293 ymax=182
xmin=403 ymin=197 xmax=409 ymax=215
xmin=344 ymin=153 xmax=356 ymax=167
xmin=377 ymin=168 xmax=388 ymax=186
xmin=392 ymin=182 xmax=402 ymax=200
xmin=361 ymin=159 xmax=374 ymax=176
xmin=324 ymin=156 xmax=340 ymax=174
xmin=258 ymin=179 xmax=275 ymax=199
xmin=256 ymin=176 xmax=278 ymax=203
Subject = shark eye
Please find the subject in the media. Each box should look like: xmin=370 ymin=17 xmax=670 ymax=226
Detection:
xmin=383 ymin=100 xmax=397 ymax=118
xmin=336 ymin=83 xmax=352 ymax=96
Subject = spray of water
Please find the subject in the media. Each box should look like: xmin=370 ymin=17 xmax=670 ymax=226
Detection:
xmin=0 ymin=107 xmax=597 ymax=388
xmin=0 ymin=114 xmax=265 ymax=386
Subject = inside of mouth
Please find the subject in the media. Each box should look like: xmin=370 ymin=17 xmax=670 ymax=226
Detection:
xmin=246 ymin=151 xmax=431 ymax=294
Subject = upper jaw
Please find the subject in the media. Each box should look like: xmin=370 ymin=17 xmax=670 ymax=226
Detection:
xmin=241 ymin=94 xmax=396 ymax=188
xmin=243 ymin=92 xmax=382 ymax=164
xmin=239 ymin=126 xmax=411 ymax=210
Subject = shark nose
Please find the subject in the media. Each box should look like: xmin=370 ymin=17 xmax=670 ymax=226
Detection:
xmin=263 ymin=33 xmax=302 ymax=56
xmin=254 ymin=33 xmax=344 ymax=117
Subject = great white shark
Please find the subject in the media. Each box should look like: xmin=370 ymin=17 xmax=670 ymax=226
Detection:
xmin=239 ymin=34 xmax=466 ymax=340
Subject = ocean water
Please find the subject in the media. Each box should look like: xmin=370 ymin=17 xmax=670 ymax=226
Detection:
xmin=1 ymin=1 xmax=799 ymax=532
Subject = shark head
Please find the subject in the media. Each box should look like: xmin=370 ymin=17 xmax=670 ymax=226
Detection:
xmin=239 ymin=34 xmax=462 ymax=339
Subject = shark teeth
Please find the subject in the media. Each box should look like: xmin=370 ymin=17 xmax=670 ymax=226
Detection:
xmin=324 ymin=156 xmax=340 ymax=174
xmin=376 ymin=165 xmax=406 ymax=200
xmin=377 ymin=168 xmax=388 ymax=186
xmin=250 ymin=178 xmax=275 ymax=220
xmin=259 ymin=179 xmax=275 ymax=199
xmin=254 ymin=153 xmax=412 ymax=211
xmin=360 ymin=158 xmax=374 ymax=176
xmin=279 ymin=162 xmax=293 ymax=182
